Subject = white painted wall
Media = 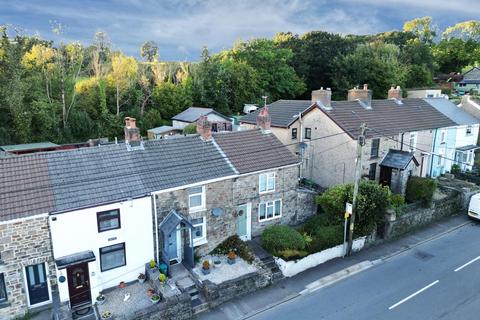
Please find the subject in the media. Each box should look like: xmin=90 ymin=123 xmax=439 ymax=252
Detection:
xmin=455 ymin=124 xmax=479 ymax=170
xmin=173 ymin=114 xmax=231 ymax=130
xmin=49 ymin=197 xmax=154 ymax=303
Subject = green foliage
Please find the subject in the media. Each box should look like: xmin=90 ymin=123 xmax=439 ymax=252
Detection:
xmin=405 ymin=176 xmax=437 ymax=206
xmin=308 ymin=225 xmax=343 ymax=253
xmin=211 ymin=235 xmax=254 ymax=263
xmin=450 ymin=164 xmax=461 ymax=174
xmin=277 ymin=249 xmax=309 ymax=260
xmin=182 ymin=123 xmax=197 ymax=135
xmin=261 ymin=225 xmax=306 ymax=255
xmin=390 ymin=194 xmax=406 ymax=216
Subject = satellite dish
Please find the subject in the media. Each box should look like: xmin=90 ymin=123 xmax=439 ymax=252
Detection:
xmin=211 ymin=207 xmax=225 ymax=217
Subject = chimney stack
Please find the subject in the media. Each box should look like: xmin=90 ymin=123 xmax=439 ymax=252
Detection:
xmin=124 ymin=117 xmax=140 ymax=142
xmin=388 ymin=86 xmax=402 ymax=100
xmin=256 ymin=106 xmax=271 ymax=134
xmin=196 ymin=115 xmax=212 ymax=141
xmin=347 ymin=84 xmax=372 ymax=108
xmin=311 ymin=87 xmax=332 ymax=109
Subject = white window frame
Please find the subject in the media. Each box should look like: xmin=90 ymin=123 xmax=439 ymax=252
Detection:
xmin=409 ymin=132 xmax=417 ymax=151
xmin=259 ymin=172 xmax=275 ymax=194
xmin=191 ymin=217 xmax=207 ymax=247
xmin=438 ymin=148 xmax=445 ymax=166
xmin=258 ymin=199 xmax=282 ymax=222
xmin=440 ymin=129 xmax=447 ymax=144
xmin=188 ymin=186 xmax=206 ymax=213
xmin=466 ymin=125 xmax=473 ymax=136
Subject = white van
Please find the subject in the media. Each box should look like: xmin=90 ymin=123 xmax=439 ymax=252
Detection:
xmin=468 ymin=193 xmax=480 ymax=220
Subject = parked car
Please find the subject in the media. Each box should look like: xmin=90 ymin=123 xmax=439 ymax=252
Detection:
xmin=468 ymin=193 xmax=480 ymax=220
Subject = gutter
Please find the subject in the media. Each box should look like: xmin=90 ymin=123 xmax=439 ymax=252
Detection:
xmin=429 ymin=128 xmax=438 ymax=177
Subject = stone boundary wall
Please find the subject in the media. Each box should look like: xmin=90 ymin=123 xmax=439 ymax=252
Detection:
xmin=131 ymin=292 xmax=192 ymax=320
xmin=383 ymin=188 xmax=463 ymax=239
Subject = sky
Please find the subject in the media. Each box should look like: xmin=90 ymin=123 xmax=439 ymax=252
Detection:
xmin=0 ymin=0 xmax=479 ymax=61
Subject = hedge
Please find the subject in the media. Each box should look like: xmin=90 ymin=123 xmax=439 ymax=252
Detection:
xmin=261 ymin=225 xmax=306 ymax=255
xmin=405 ymin=176 xmax=436 ymax=206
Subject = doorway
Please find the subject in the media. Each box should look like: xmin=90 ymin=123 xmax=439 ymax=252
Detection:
xmin=67 ymin=262 xmax=91 ymax=308
xmin=236 ymin=203 xmax=251 ymax=241
xmin=379 ymin=166 xmax=392 ymax=187
xmin=25 ymin=263 xmax=51 ymax=306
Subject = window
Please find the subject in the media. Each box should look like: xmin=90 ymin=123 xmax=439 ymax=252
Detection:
xmin=188 ymin=186 xmax=205 ymax=212
xmin=370 ymin=138 xmax=379 ymax=158
xmin=466 ymin=126 xmax=473 ymax=136
xmin=438 ymin=148 xmax=445 ymax=166
xmin=368 ymin=163 xmax=377 ymax=180
xmin=97 ymin=209 xmax=121 ymax=232
xmin=440 ymin=130 xmax=446 ymax=143
xmin=100 ymin=243 xmax=126 ymax=272
xmin=291 ymin=128 xmax=297 ymax=140
xmin=468 ymin=151 xmax=473 ymax=163
xmin=259 ymin=172 xmax=275 ymax=193
xmin=0 ymin=273 xmax=6 ymax=303
xmin=304 ymin=128 xmax=312 ymax=140
xmin=191 ymin=217 xmax=207 ymax=246
xmin=259 ymin=200 xmax=282 ymax=221
xmin=409 ymin=133 xmax=417 ymax=151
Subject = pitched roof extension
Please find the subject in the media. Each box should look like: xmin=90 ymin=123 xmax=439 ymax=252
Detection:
xmin=460 ymin=66 xmax=480 ymax=84
xmin=172 ymin=107 xmax=231 ymax=123
xmin=424 ymin=98 xmax=479 ymax=125
xmin=380 ymin=149 xmax=419 ymax=170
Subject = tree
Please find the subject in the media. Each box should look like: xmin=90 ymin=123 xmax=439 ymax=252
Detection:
xmin=443 ymin=20 xmax=480 ymax=41
xmin=153 ymin=81 xmax=191 ymax=119
xmin=141 ymin=41 xmax=159 ymax=62
xmin=107 ymin=52 xmax=138 ymax=116
xmin=403 ymin=16 xmax=437 ymax=44
xmin=333 ymin=42 xmax=407 ymax=98
xmin=22 ymin=44 xmax=56 ymax=104
xmin=433 ymin=38 xmax=479 ymax=73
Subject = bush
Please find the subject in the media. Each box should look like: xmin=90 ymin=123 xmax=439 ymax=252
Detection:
xmin=182 ymin=123 xmax=197 ymax=135
xmin=390 ymin=193 xmax=406 ymax=216
xmin=450 ymin=164 xmax=461 ymax=174
xmin=261 ymin=225 xmax=306 ymax=255
xmin=211 ymin=235 xmax=254 ymax=263
xmin=307 ymin=225 xmax=343 ymax=253
xmin=405 ymin=176 xmax=437 ymax=206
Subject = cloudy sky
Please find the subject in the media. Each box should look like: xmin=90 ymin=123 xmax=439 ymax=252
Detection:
xmin=1 ymin=0 xmax=478 ymax=61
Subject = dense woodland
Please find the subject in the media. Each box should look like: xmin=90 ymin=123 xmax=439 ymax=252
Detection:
xmin=0 ymin=17 xmax=479 ymax=145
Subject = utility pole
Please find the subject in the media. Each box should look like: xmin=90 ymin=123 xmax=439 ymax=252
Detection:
xmin=347 ymin=123 xmax=367 ymax=256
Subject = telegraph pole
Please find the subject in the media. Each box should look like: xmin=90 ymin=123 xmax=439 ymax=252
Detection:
xmin=347 ymin=123 xmax=367 ymax=256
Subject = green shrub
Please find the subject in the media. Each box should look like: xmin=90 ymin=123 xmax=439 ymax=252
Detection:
xmin=303 ymin=214 xmax=332 ymax=233
xmin=261 ymin=225 xmax=306 ymax=255
xmin=450 ymin=164 xmax=461 ymax=174
xmin=390 ymin=193 xmax=406 ymax=216
xmin=182 ymin=123 xmax=197 ymax=135
xmin=405 ymin=176 xmax=437 ymax=206
xmin=211 ymin=235 xmax=254 ymax=263
xmin=307 ymin=225 xmax=344 ymax=253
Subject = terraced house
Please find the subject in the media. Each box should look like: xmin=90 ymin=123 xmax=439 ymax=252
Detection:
xmin=0 ymin=115 xmax=315 ymax=319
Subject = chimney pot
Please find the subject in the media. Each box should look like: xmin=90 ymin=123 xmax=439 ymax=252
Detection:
xmin=124 ymin=117 xmax=140 ymax=142
xmin=388 ymin=85 xmax=402 ymax=100
xmin=347 ymin=85 xmax=372 ymax=108
xmin=196 ymin=115 xmax=212 ymax=141
xmin=363 ymin=84 xmax=368 ymax=90
xmin=311 ymin=87 xmax=332 ymax=109
xmin=256 ymin=106 xmax=271 ymax=133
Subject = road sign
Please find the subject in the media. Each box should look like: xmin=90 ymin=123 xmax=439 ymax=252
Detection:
xmin=345 ymin=202 xmax=352 ymax=215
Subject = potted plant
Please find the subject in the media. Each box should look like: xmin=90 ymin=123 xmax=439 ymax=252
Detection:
xmin=146 ymin=288 xmax=155 ymax=297
xmin=138 ymin=273 xmax=146 ymax=284
xmin=96 ymin=293 xmax=106 ymax=305
xmin=202 ymin=260 xmax=211 ymax=275
xmin=159 ymin=273 xmax=167 ymax=285
xmin=227 ymin=251 xmax=237 ymax=265
xmin=151 ymin=294 xmax=160 ymax=304
xmin=149 ymin=259 xmax=156 ymax=269
xmin=101 ymin=311 xmax=112 ymax=320
xmin=119 ymin=281 xmax=126 ymax=289
xmin=213 ymin=257 xmax=222 ymax=266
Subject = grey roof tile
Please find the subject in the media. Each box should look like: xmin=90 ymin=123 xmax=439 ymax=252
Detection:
xmin=380 ymin=149 xmax=419 ymax=170
xmin=241 ymin=100 xmax=312 ymax=127
xmin=424 ymin=98 xmax=478 ymax=125
xmin=172 ymin=107 xmax=231 ymax=123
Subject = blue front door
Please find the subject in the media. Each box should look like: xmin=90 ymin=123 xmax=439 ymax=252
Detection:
xmin=167 ymin=229 xmax=178 ymax=261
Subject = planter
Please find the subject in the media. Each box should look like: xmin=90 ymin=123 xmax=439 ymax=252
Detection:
xmin=119 ymin=281 xmax=126 ymax=289
xmin=138 ymin=277 xmax=146 ymax=284
xmin=202 ymin=268 xmax=211 ymax=275
xmin=146 ymin=288 xmax=155 ymax=297
xmin=213 ymin=259 xmax=221 ymax=266
xmin=151 ymin=294 xmax=160 ymax=304
xmin=100 ymin=311 xmax=112 ymax=320
xmin=227 ymin=257 xmax=236 ymax=265
xmin=96 ymin=295 xmax=106 ymax=305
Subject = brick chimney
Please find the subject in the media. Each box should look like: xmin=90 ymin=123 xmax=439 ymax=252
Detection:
xmin=256 ymin=106 xmax=271 ymax=133
xmin=347 ymin=84 xmax=372 ymax=108
xmin=312 ymin=87 xmax=332 ymax=109
xmin=124 ymin=117 xmax=140 ymax=142
xmin=388 ymin=86 xmax=402 ymax=100
xmin=196 ymin=115 xmax=212 ymax=141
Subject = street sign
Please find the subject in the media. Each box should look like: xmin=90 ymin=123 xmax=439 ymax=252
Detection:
xmin=345 ymin=202 xmax=352 ymax=215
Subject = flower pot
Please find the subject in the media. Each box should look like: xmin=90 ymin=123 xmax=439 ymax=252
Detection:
xmin=101 ymin=312 xmax=112 ymax=320
xmin=138 ymin=277 xmax=146 ymax=284
xmin=96 ymin=298 xmax=105 ymax=305
xmin=151 ymin=295 xmax=160 ymax=304
xmin=202 ymin=268 xmax=210 ymax=275
xmin=227 ymin=257 xmax=236 ymax=265
xmin=119 ymin=281 xmax=126 ymax=289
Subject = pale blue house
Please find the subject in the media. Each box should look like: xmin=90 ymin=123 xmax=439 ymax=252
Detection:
xmin=425 ymin=98 xmax=479 ymax=177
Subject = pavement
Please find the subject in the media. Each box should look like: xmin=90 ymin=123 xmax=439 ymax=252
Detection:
xmin=197 ymin=214 xmax=474 ymax=320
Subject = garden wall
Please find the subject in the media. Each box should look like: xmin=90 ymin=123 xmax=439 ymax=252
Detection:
xmin=131 ymin=292 xmax=192 ymax=320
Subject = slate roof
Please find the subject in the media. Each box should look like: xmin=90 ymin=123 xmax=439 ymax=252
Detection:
xmin=147 ymin=125 xmax=181 ymax=135
xmin=213 ymin=129 xmax=298 ymax=174
xmin=460 ymin=67 xmax=480 ymax=84
xmin=241 ymin=100 xmax=313 ymax=127
xmin=0 ymin=141 xmax=58 ymax=152
xmin=1 ymin=130 xmax=298 ymax=222
xmin=380 ymin=149 xmax=419 ymax=170
xmin=172 ymin=107 xmax=231 ymax=123
xmin=424 ymin=98 xmax=479 ymax=125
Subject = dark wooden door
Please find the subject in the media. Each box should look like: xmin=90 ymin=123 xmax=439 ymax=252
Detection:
xmin=379 ymin=166 xmax=392 ymax=187
xmin=25 ymin=263 xmax=50 ymax=305
xmin=67 ymin=262 xmax=91 ymax=308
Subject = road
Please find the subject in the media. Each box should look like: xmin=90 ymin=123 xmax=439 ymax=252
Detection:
xmin=250 ymin=221 xmax=480 ymax=320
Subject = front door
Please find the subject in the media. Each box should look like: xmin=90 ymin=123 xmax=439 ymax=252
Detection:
xmin=67 ymin=262 xmax=91 ymax=308
xmin=236 ymin=204 xmax=251 ymax=241
xmin=25 ymin=263 xmax=50 ymax=306
xmin=167 ymin=227 xmax=181 ymax=263
xmin=379 ymin=166 xmax=392 ymax=187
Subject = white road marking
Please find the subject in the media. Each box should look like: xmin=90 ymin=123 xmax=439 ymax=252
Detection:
xmin=454 ymin=256 xmax=480 ymax=272
xmin=388 ymin=280 xmax=439 ymax=310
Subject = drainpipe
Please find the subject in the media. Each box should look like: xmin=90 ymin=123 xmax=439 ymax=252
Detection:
xmin=429 ymin=129 xmax=438 ymax=177
xmin=400 ymin=133 xmax=405 ymax=151
xmin=298 ymin=112 xmax=304 ymax=179
xmin=153 ymin=194 xmax=160 ymax=263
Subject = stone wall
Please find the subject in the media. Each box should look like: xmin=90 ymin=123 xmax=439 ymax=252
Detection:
xmin=0 ymin=215 xmax=55 ymax=319
xmin=131 ymin=292 xmax=192 ymax=320
xmin=383 ymin=189 xmax=462 ymax=239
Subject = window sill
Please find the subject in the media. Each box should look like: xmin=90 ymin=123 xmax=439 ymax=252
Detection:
xmin=189 ymin=207 xmax=207 ymax=214
xmin=369 ymin=156 xmax=379 ymax=160
xmin=193 ymin=238 xmax=208 ymax=247
xmin=259 ymin=216 xmax=282 ymax=223
xmin=0 ymin=301 xmax=10 ymax=309
xmin=259 ymin=190 xmax=275 ymax=195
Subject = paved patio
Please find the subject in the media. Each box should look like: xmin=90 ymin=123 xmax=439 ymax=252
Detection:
xmin=96 ymin=281 xmax=158 ymax=320
xmin=192 ymin=255 xmax=258 ymax=284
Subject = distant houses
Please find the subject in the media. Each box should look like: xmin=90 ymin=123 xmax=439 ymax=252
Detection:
xmin=452 ymin=66 xmax=480 ymax=95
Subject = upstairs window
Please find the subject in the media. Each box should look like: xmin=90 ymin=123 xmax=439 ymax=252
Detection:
xmin=0 ymin=273 xmax=6 ymax=303
xmin=409 ymin=133 xmax=417 ymax=151
xmin=466 ymin=126 xmax=473 ymax=136
xmin=291 ymin=128 xmax=297 ymax=140
xmin=97 ymin=209 xmax=121 ymax=233
xmin=188 ymin=186 xmax=205 ymax=212
xmin=304 ymin=128 xmax=312 ymax=140
xmin=370 ymin=138 xmax=380 ymax=158
xmin=259 ymin=172 xmax=275 ymax=193
xmin=259 ymin=200 xmax=282 ymax=221
xmin=440 ymin=130 xmax=447 ymax=144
